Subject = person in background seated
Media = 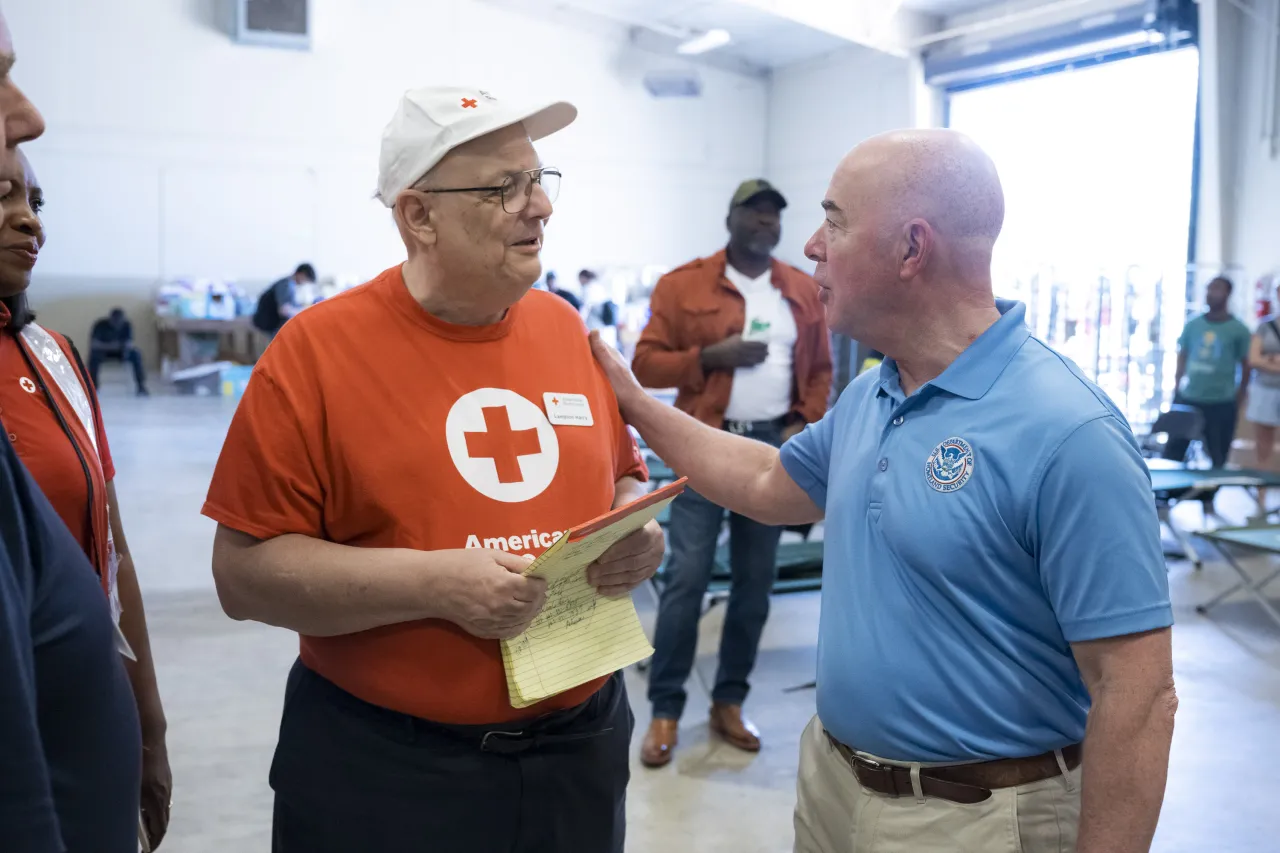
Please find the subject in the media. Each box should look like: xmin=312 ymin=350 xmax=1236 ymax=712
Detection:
xmin=253 ymin=262 xmax=315 ymax=341
xmin=1165 ymin=276 xmax=1249 ymax=472
xmin=89 ymin=308 xmax=148 ymax=396
xmin=0 ymin=147 xmax=172 ymax=848
xmin=630 ymin=178 xmax=831 ymax=767
xmin=547 ymin=270 xmax=581 ymax=311
xmin=583 ymin=269 xmax=620 ymax=348
xmin=581 ymin=269 xmax=609 ymax=322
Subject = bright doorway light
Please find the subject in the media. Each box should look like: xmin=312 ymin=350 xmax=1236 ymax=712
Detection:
xmin=948 ymin=47 xmax=1200 ymax=426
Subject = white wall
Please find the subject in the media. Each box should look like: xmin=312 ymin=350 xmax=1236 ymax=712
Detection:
xmin=7 ymin=0 xmax=767 ymax=348
xmin=1192 ymin=0 xmax=1280 ymax=320
xmin=1195 ymin=0 xmax=1245 ymax=303
xmin=764 ymin=44 xmax=914 ymax=268
xmin=1221 ymin=0 xmax=1280 ymax=293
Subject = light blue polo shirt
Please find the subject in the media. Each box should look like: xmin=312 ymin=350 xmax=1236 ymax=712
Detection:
xmin=780 ymin=300 xmax=1173 ymax=762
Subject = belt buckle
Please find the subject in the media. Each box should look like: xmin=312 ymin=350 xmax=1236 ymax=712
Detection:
xmin=851 ymin=754 xmax=902 ymax=798
xmin=480 ymin=730 xmax=527 ymax=753
xmin=726 ymin=420 xmax=748 ymax=436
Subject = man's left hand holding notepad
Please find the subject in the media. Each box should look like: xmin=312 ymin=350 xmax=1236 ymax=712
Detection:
xmin=501 ymin=478 xmax=688 ymax=709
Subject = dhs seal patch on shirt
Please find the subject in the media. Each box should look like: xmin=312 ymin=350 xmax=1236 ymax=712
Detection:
xmin=926 ymin=437 xmax=974 ymax=493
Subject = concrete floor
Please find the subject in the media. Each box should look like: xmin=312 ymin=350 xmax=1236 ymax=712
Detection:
xmin=99 ymin=386 xmax=1280 ymax=853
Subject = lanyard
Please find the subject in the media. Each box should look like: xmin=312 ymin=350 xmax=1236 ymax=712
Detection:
xmin=12 ymin=332 xmax=101 ymax=577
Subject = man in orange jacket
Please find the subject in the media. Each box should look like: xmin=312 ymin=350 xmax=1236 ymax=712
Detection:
xmin=632 ymin=180 xmax=831 ymax=766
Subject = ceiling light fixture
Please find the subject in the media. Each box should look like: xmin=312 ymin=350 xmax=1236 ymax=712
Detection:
xmin=676 ymin=28 xmax=732 ymax=55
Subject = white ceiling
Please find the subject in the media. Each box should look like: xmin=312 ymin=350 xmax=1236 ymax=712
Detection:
xmin=484 ymin=0 xmax=1068 ymax=69
xmin=900 ymin=0 xmax=1009 ymax=17
xmin=484 ymin=0 xmax=870 ymax=72
xmin=649 ymin=1 xmax=857 ymax=68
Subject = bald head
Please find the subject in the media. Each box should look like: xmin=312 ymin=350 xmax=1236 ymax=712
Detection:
xmin=838 ymin=128 xmax=1004 ymax=247
xmin=804 ymin=129 xmax=1005 ymax=344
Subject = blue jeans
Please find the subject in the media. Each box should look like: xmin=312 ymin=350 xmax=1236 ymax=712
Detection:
xmin=648 ymin=422 xmax=784 ymax=719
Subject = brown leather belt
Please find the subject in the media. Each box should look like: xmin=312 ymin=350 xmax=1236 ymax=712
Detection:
xmin=826 ymin=733 xmax=1082 ymax=805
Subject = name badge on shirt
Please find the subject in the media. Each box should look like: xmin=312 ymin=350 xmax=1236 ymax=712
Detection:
xmin=544 ymin=392 xmax=594 ymax=427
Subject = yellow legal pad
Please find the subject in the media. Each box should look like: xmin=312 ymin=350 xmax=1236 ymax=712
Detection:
xmin=501 ymin=478 xmax=688 ymax=709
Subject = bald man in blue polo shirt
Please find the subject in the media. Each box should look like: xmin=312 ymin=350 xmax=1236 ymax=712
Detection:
xmin=591 ymin=129 xmax=1175 ymax=853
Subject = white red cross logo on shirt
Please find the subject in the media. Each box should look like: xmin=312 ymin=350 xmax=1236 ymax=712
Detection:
xmin=464 ymin=406 xmax=542 ymax=484
xmin=445 ymin=388 xmax=559 ymax=503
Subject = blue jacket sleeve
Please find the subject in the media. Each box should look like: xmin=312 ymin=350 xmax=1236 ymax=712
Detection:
xmin=0 ymin=435 xmax=64 ymax=852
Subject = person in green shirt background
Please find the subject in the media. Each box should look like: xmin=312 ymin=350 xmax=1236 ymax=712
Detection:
xmin=1165 ymin=276 xmax=1252 ymax=469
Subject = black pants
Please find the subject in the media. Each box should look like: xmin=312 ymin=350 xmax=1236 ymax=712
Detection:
xmin=88 ymin=346 xmax=146 ymax=392
xmin=1164 ymin=396 xmax=1238 ymax=469
xmin=270 ymin=661 xmax=633 ymax=853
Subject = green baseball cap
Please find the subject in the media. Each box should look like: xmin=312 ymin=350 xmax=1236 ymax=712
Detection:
xmin=729 ymin=178 xmax=787 ymax=212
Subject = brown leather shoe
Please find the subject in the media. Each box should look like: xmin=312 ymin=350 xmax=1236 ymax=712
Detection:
xmin=709 ymin=702 xmax=761 ymax=752
xmin=640 ymin=718 xmax=679 ymax=768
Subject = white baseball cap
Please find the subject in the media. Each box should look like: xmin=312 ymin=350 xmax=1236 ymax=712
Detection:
xmin=376 ymin=87 xmax=577 ymax=207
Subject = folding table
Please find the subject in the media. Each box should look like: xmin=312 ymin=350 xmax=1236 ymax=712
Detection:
xmin=1146 ymin=465 xmax=1280 ymax=568
xmin=1194 ymin=525 xmax=1280 ymax=629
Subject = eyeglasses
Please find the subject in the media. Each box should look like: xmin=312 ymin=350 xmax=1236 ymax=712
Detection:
xmin=417 ymin=167 xmax=561 ymax=214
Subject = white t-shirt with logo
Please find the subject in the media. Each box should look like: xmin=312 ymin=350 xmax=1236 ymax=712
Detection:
xmin=723 ymin=264 xmax=796 ymax=423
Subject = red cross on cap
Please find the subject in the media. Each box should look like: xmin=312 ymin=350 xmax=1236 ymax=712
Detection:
xmin=461 ymin=97 xmax=478 ymax=109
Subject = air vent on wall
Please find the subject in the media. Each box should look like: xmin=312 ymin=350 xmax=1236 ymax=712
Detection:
xmin=643 ymin=69 xmax=703 ymax=98
xmin=232 ymin=0 xmax=310 ymax=50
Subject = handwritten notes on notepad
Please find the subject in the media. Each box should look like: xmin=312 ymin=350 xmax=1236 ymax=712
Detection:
xmin=500 ymin=478 xmax=688 ymax=709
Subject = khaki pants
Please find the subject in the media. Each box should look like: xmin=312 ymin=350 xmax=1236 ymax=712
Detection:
xmin=794 ymin=717 xmax=1081 ymax=853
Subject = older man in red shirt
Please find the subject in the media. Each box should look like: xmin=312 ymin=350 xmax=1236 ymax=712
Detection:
xmin=204 ymin=87 xmax=664 ymax=853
